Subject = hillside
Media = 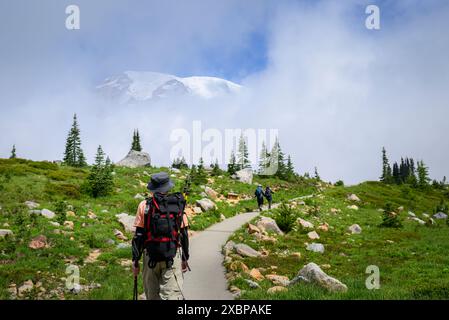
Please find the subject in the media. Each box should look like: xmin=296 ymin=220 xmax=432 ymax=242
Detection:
xmin=0 ymin=158 xmax=314 ymax=299
xmin=224 ymin=181 xmax=449 ymax=299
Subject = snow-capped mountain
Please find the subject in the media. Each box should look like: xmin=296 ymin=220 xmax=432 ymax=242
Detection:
xmin=96 ymin=71 xmax=242 ymax=103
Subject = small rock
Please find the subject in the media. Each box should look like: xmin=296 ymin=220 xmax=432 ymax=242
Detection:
xmin=49 ymin=221 xmax=60 ymax=227
xmin=297 ymin=218 xmax=314 ymax=229
xmin=347 ymin=205 xmax=359 ymax=210
xmin=24 ymin=201 xmax=39 ymax=209
xmin=84 ymin=249 xmax=101 ymax=264
xmin=330 ymin=208 xmax=341 ymax=214
xmin=193 ymin=207 xmax=203 ymax=214
xmin=220 ymin=214 xmax=226 ymax=221
xmin=408 ymin=211 xmax=416 ymax=217
xmin=134 ymin=194 xmax=145 ymax=200
xmin=41 ymin=209 xmax=56 ymax=219
xmin=29 ymin=235 xmax=48 ymax=249
xmin=411 ymin=217 xmax=425 ymax=225
xmin=267 ymin=286 xmax=287 ymax=294
xmin=348 ymin=224 xmax=362 ymax=234
xmin=248 ymin=268 xmax=265 ymax=281
xmin=87 ymin=211 xmax=97 ymax=219
xmin=105 ymin=239 xmax=115 ymax=245
xmin=247 ymin=224 xmax=261 ymax=234
xmin=318 ymin=223 xmax=329 ymax=232
xmin=235 ymin=243 xmax=262 ymax=258
xmin=422 ymin=213 xmax=430 ymax=218
xmin=195 ymin=198 xmax=217 ymax=212
xmin=433 ymin=212 xmax=448 ymax=220
xmin=266 ymin=274 xmax=290 ymax=286
xmin=222 ymin=241 xmax=235 ymax=256
xmin=116 ymin=243 xmax=131 ymax=249
xmin=307 ymin=231 xmax=320 ymax=240
xmin=116 ymin=213 xmax=136 ymax=233
xmin=0 ymin=229 xmax=13 ymax=238
xmin=397 ymin=206 xmax=404 ymax=212
xmin=114 ymin=229 xmax=128 ymax=240
xmin=18 ymin=280 xmax=34 ymax=296
xmin=291 ymin=252 xmax=301 ymax=259
xmin=66 ymin=211 xmax=76 ymax=217
xmin=64 ymin=221 xmax=74 ymax=230
xmin=204 ymin=186 xmax=219 ymax=200
xmin=347 ymin=194 xmax=361 ymax=202
xmin=306 ymin=243 xmax=325 ymax=253
xmin=321 ymin=264 xmax=331 ymax=269
xmin=245 ymin=279 xmax=261 ymax=289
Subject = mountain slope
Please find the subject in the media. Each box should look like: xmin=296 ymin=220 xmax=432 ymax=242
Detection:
xmin=96 ymin=71 xmax=242 ymax=103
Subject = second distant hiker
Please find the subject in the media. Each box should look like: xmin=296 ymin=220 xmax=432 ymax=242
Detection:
xmin=255 ymin=184 xmax=264 ymax=211
xmin=264 ymin=186 xmax=274 ymax=209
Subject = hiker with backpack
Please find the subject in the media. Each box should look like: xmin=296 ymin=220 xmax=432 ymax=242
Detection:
xmin=131 ymin=172 xmax=190 ymax=300
xmin=255 ymin=184 xmax=265 ymax=211
xmin=264 ymin=186 xmax=274 ymax=209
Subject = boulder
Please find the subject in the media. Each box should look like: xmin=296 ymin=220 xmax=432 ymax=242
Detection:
xmin=116 ymin=150 xmax=151 ymax=168
xmin=204 ymin=186 xmax=219 ymax=200
xmin=41 ymin=209 xmax=56 ymax=219
xmin=267 ymin=286 xmax=287 ymax=294
xmin=256 ymin=216 xmax=283 ymax=235
xmin=235 ymin=243 xmax=261 ymax=258
xmin=297 ymin=218 xmax=314 ymax=229
xmin=232 ymin=168 xmax=253 ymax=184
xmin=307 ymin=231 xmax=320 ymax=240
xmin=292 ymin=262 xmax=347 ymax=292
xmin=348 ymin=224 xmax=362 ymax=234
xmin=222 ymin=241 xmax=235 ymax=256
xmin=347 ymin=194 xmax=361 ymax=202
xmin=24 ymin=201 xmax=39 ymax=209
xmin=433 ymin=212 xmax=448 ymax=220
xmin=306 ymin=243 xmax=325 ymax=253
xmin=0 ymin=229 xmax=13 ymax=238
xmin=195 ymin=198 xmax=216 ymax=212
xmin=266 ymin=274 xmax=290 ymax=286
xmin=116 ymin=213 xmax=136 ymax=233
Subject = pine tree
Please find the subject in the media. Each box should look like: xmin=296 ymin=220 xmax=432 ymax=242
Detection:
xmin=63 ymin=114 xmax=87 ymax=167
xmin=314 ymin=167 xmax=321 ymax=181
xmin=227 ymin=151 xmax=237 ymax=175
xmin=270 ymin=137 xmax=286 ymax=179
xmin=9 ymin=145 xmax=16 ymax=159
xmin=285 ymin=155 xmax=295 ymax=181
xmin=392 ymin=162 xmax=400 ymax=184
xmin=417 ymin=160 xmax=430 ymax=188
xmin=380 ymin=147 xmax=392 ymax=183
xmin=258 ymin=141 xmax=270 ymax=174
xmin=172 ymin=156 xmax=188 ymax=169
xmin=237 ymin=134 xmax=250 ymax=170
xmin=86 ymin=145 xmax=114 ymax=197
xmin=211 ymin=159 xmax=221 ymax=176
xmin=130 ymin=129 xmax=142 ymax=152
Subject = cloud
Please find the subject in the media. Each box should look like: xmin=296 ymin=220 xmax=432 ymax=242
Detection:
xmin=0 ymin=0 xmax=448 ymax=184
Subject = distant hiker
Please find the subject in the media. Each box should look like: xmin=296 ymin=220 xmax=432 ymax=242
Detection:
xmin=132 ymin=172 xmax=190 ymax=300
xmin=255 ymin=184 xmax=264 ymax=211
xmin=264 ymin=186 xmax=274 ymax=209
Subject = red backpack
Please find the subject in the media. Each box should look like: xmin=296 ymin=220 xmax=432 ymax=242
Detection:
xmin=143 ymin=192 xmax=186 ymax=268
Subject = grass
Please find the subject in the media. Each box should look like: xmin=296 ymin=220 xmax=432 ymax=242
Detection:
xmin=0 ymin=158 xmax=313 ymax=299
xmin=225 ymin=182 xmax=449 ymax=300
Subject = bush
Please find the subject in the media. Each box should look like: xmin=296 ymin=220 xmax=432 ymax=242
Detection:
xmin=273 ymin=202 xmax=297 ymax=233
xmin=334 ymin=180 xmax=344 ymax=187
xmin=54 ymin=200 xmax=67 ymax=225
xmin=379 ymin=202 xmax=403 ymax=228
xmin=45 ymin=182 xmax=81 ymax=199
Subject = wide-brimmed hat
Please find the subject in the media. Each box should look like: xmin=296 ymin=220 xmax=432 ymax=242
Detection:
xmin=147 ymin=172 xmax=174 ymax=193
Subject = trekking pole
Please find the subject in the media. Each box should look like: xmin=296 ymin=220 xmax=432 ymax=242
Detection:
xmin=133 ymin=261 xmax=138 ymax=301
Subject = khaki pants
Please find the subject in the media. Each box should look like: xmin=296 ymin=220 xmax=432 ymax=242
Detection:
xmin=142 ymin=249 xmax=184 ymax=300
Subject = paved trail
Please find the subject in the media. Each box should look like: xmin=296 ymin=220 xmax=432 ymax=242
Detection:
xmin=183 ymin=211 xmax=260 ymax=300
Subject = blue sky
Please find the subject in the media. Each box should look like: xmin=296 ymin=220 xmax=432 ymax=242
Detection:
xmin=1 ymin=0 xmax=448 ymax=183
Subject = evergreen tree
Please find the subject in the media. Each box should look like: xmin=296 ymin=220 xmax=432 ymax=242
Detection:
xmin=417 ymin=160 xmax=430 ymax=188
xmin=258 ymin=141 xmax=270 ymax=174
xmin=85 ymin=145 xmax=114 ymax=197
xmin=237 ymin=134 xmax=250 ymax=170
xmin=285 ymin=155 xmax=296 ymax=181
xmin=211 ymin=159 xmax=221 ymax=176
xmin=9 ymin=145 xmax=16 ymax=159
xmin=131 ymin=129 xmax=142 ymax=152
xmin=63 ymin=114 xmax=87 ymax=167
xmin=314 ymin=166 xmax=321 ymax=181
xmin=172 ymin=156 xmax=188 ymax=169
xmin=227 ymin=151 xmax=237 ymax=175
xmin=270 ymin=137 xmax=286 ymax=179
xmin=392 ymin=162 xmax=400 ymax=184
xmin=380 ymin=147 xmax=392 ymax=183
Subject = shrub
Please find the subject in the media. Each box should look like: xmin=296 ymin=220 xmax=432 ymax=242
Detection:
xmin=434 ymin=200 xmax=448 ymax=214
xmin=379 ymin=202 xmax=403 ymax=228
xmin=45 ymin=182 xmax=81 ymax=199
xmin=273 ymin=202 xmax=297 ymax=233
xmin=334 ymin=180 xmax=344 ymax=187
xmin=54 ymin=200 xmax=68 ymax=225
